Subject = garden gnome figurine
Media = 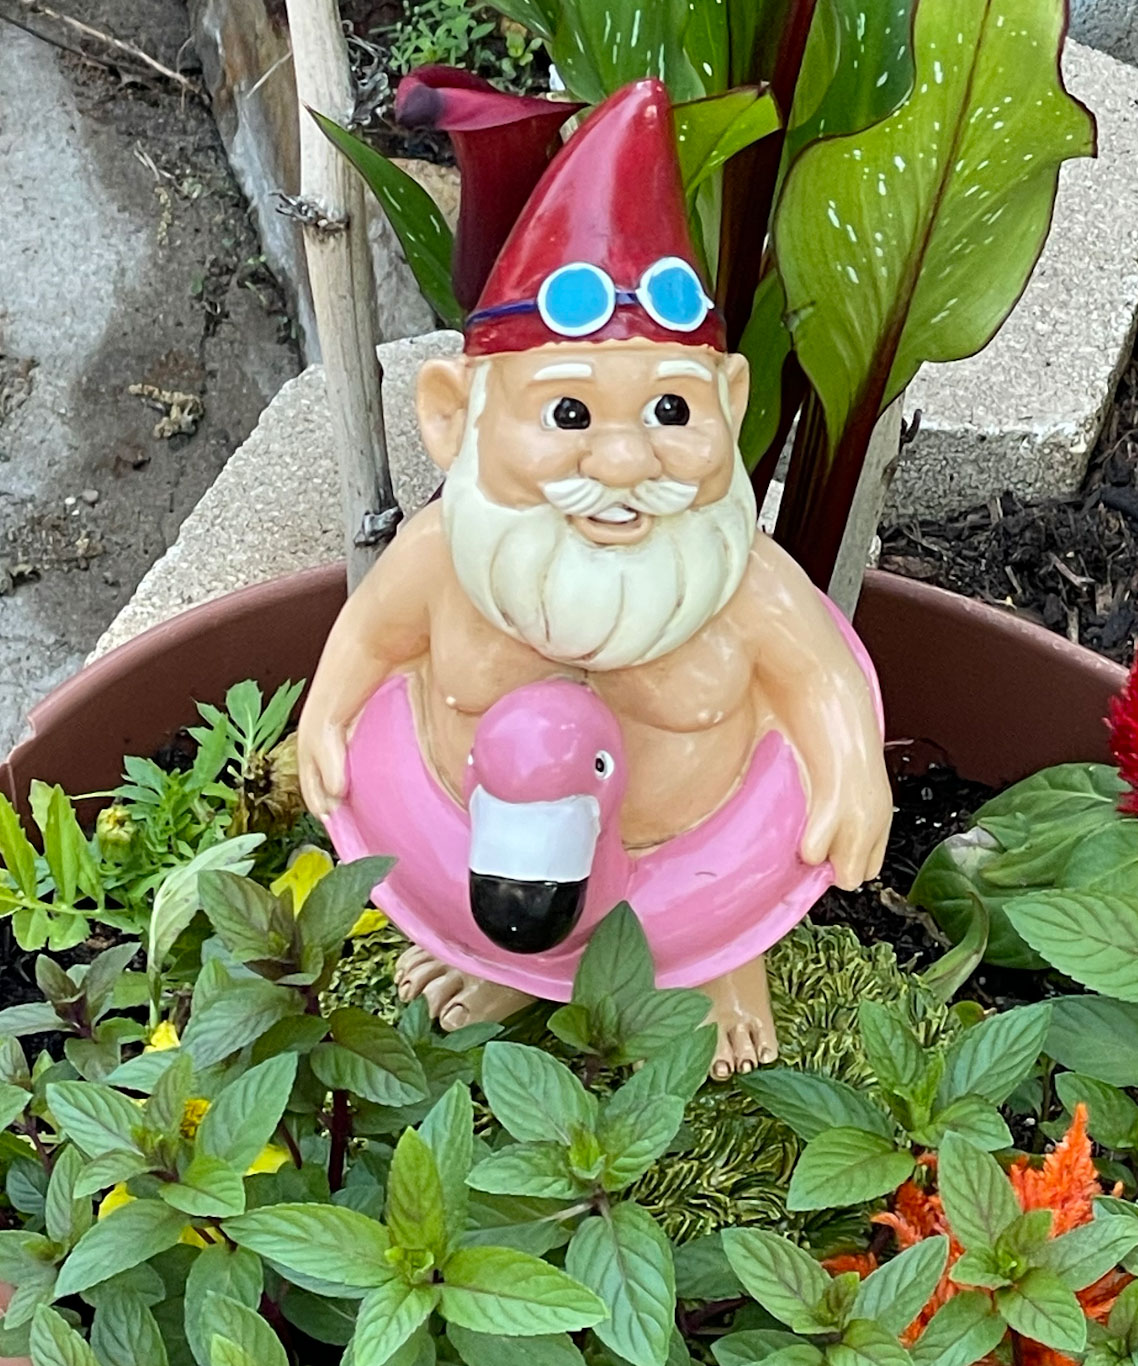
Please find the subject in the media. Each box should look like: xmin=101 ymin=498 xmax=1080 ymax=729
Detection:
xmin=298 ymin=79 xmax=892 ymax=1077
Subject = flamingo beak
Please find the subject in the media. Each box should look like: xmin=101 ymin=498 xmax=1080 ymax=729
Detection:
xmin=467 ymin=786 xmax=600 ymax=953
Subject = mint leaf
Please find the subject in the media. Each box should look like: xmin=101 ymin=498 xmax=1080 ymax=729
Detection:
xmin=296 ymin=856 xmax=395 ymax=958
xmin=786 ymin=1128 xmax=916 ymax=1211
xmin=441 ymin=1246 xmax=606 ymax=1336
xmin=311 ymin=1009 xmax=427 ymax=1107
xmin=741 ymin=1069 xmax=894 ymax=1142
xmin=674 ymin=1234 xmax=743 ymax=1300
xmin=923 ymin=1096 xmax=1012 ymax=1152
xmin=90 ymin=1289 xmax=169 ymax=1366
xmin=419 ymin=1082 xmax=474 ymax=1245
xmin=181 ymin=979 xmax=304 ymax=1068
xmin=46 ymin=1081 xmax=144 ymax=1159
xmin=201 ymin=1293 xmax=287 ymax=1366
xmin=352 ymin=1280 xmax=439 ymax=1364
xmin=467 ymin=1143 xmax=582 ymax=1200
xmin=938 ymin=1004 xmax=1051 ymax=1107
xmin=854 ymin=1235 xmax=949 ymax=1335
xmin=565 ymin=1204 xmax=674 ymax=1366
xmin=1006 ymin=892 xmax=1138 ymax=1000
xmin=223 ymin=1204 xmax=393 ymax=1295
xmin=44 ymin=1145 xmax=93 ymax=1248
xmin=1054 ymin=1073 xmax=1138 ymax=1149
xmin=829 ymin=1319 xmax=913 ymax=1366
xmin=858 ymin=1002 xmax=926 ymax=1094
xmin=937 ymin=1133 xmax=1020 ymax=1250
xmin=73 ymin=1151 xmax=152 ymax=1200
xmin=909 ymin=1290 xmax=1007 ymax=1366
xmin=447 ymin=1323 xmax=585 ymax=1366
xmin=1048 ymin=997 xmax=1138 ymax=1086
xmin=721 ymin=1228 xmax=829 ymax=1334
xmin=55 ymin=1201 xmax=189 ymax=1298
xmin=160 ymin=1155 xmax=246 ymax=1219
xmin=387 ymin=1128 xmax=448 ymax=1261
xmin=995 ymin=1269 xmax=1087 ymax=1353
xmin=1037 ymin=1216 xmax=1138 ymax=1291
xmin=29 ymin=1306 xmax=100 ymax=1366
xmin=480 ymin=1042 xmax=597 ymax=1145
xmin=184 ymin=1244 xmax=263 ymax=1366
xmin=712 ymin=1331 xmax=805 ymax=1366
xmin=598 ymin=1085 xmax=685 ymax=1190
xmin=197 ymin=1054 xmax=298 ymax=1171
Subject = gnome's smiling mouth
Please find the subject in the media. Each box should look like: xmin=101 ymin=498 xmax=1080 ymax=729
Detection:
xmin=573 ymin=507 xmax=654 ymax=546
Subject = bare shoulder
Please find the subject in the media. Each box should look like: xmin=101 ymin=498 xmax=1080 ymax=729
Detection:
xmin=726 ymin=532 xmax=808 ymax=616
xmin=353 ymin=501 xmax=452 ymax=614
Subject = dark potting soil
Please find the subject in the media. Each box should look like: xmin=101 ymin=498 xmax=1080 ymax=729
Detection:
xmin=880 ymin=351 xmax=1138 ymax=669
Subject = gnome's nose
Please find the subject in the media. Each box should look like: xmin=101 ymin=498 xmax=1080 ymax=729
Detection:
xmin=467 ymin=786 xmax=599 ymax=955
xmin=470 ymin=874 xmax=587 ymax=953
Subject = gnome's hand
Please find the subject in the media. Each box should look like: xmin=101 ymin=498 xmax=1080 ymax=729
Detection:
xmin=297 ymin=715 xmax=349 ymax=818
xmin=797 ymin=738 xmax=892 ymax=891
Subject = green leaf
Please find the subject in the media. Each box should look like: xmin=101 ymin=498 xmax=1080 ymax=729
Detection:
xmin=73 ymin=1150 xmax=152 ymax=1199
xmin=181 ymin=979 xmax=304 ymax=1068
xmin=387 ymin=1128 xmax=448 ymax=1261
xmin=549 ymin=0 xmax=699 ymax=105
xmin=222 ymin=1203 xmax=393 ymax=1296
xmin=828 ymin=1320 xmax=913 ymax=1366
xmin=938 ymin=1004 xmax=1051 ymax=1107
xmin=565 ymin=1203 xmax=673 ymax=1366
xmin=937 ymin=1133 xmax=1020 ymax=1251
xmin=1037 ymin=1216 xmax=1138 ymax=1291
xmin=570 ymin=904 xmax=654 ymax=1011
xmin=484 ymin=0 xmax=556 ymax=40
xmin=737 ymin=271 xmax=793 ymax=471
xmin=418 ymin=1083 xmax=474 ymax=1245
xmin=854 ymin=1236 xmax=949 ymax=1336
xmin=465 ymin=1191 xmax=572 ymax=1257
xmin=673 ymin=1234 xmax=743 ymax=1300
xmin=0 ymin=1002 xmax=63 ymax=1037
xmin=29 ymin=1305 xmax=100 ymax=1366
xmin=184 ymin=1244 xmax=263 ymax=1366
xmin=448 ymin=1323 xmax=585 ymax=1366
xmin=1055 ymin=1073 xmax=1138 ymax=1149
xmin=90 ymin=1289 xmax=169 ymax=1366
xmin=995 ymin=1269 xmax=1087 ymax=1353
xmin=908 ymin=1291 xmax=1008 ymax=1366
xmin=311 ymin=1008 xmax=427 ymax=1106
xmin=598 ymin=1085 xmax=685 ymax=1190
xmin=774 ymin=0 xmax=1094 ymax=469
xmin=712 ymin=1330 xmax=806 ymax=1366
xmin=858 ymin=1002 xmax=926 ymax=1094
xmin=1047 ymin=996 xmax=1138 ymax=1086
xmin=55 ymin=1200 xmax=190 ymax=1298
xmin=296 ymin=855 xmax=394 ymax=958
xmin=1006 ymin=892 xmax=1138 ymax=999
xmin=1063 ymin=816 xmax=1138 ymax=894
xmin=950 ymin=1247 xmax=1011 ymax=1292
xmin=277 ymin=1287 xmax=357 ymax=1347
xmin=621 ymin=1026 xmax=717 ymax=1107
xmin=353 ymin=1281 xmax=439 ymax=1365
xmin=675 ymin=89 xmax=781 ymax=197
xmin=617 ymin=989 xmax=713 ymax=1066
xmin=43 ymin=786 xmax=99 ymax=905
xmin=466 ymin=1143 xmax=581 ymax=1201
xmin=201 ymin=1294 xmax=287 ymax=1366
xmin=0 ymin=794 xmax=37 ymax=898
xmin=721 ymin=1228 xmax=828 ymax=1334
xmin=923 ymin=1096 xmax=1012 ymax=1152
xmin=741 ymin=1069 xmax=894 ymax=1141
xmin=146 ymin=1050 xmax=194 ymax=1137
xmin=310 ymin=112 xmax=462 ymax=330
xmin=210 ymin=1341 xmax=255 ymax=1366
xmin=44 ymin=1145 xmax=93 ymax=1248
xmin=919 ymin=898 xmax=990 ymax=1005
xmin=148 ymin=836 xmax=264 ymax=974
xmin=46 ymin=1081 xmax=144 ymax=1158
xmin=480 ymin=1042 xmax=596 ymax=1145
xmin=441 ymin=1245 xmax=606 ymax=1336
xmin=197 ymin=1054 xmax=298 ymax=1172
xmin=0 ymin=1080 xmax=29 ymax=1130
xmin=161 ymin=1155 xmax=246 ymax=1218
xmin=786 ymin=1128 xmax=916 ymax=1212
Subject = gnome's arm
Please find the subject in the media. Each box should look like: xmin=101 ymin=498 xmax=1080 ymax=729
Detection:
xmin=742 ymin=534 xmax=891 ymax=890
xmin=297 ymin=506 xmax=439 ymax=815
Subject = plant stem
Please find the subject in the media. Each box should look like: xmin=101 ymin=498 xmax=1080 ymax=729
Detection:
xmin=21 ymin=1119 xmax=53 ymax=1174
xmin=328 ymin=1091 xmax=351 ymax=1192
xmin=277 ymin=1120 xmax=304 ymax=1170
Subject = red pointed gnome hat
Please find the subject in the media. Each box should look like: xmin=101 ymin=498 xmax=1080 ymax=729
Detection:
xmin=464 ymin=79 xmax=725 ymax=357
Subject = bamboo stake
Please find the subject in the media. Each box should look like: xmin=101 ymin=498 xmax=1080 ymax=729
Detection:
xmin=282 ymin=0 xmax=398 ymax=590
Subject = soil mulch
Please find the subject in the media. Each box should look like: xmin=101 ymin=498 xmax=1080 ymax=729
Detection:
xmin=881 ymin=352 xmax=1138 ymax=668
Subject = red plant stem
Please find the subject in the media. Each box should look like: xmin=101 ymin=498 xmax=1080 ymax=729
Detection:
xmin=717 ymin=0 xmax=819 ymax=347
xmin=21 ymin=1119 xmax=53 ymax=1174
xmin=277 ymin=1120 xmax=304 ymax=1171
xmin=328 ymin=1091 xmax=350 ymax=1192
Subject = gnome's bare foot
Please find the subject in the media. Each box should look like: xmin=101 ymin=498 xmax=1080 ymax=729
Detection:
xmin=394 ymin=946 xmax=534 ymax=1032
xmin=701 ymin=954 xmax=779 ymax=1081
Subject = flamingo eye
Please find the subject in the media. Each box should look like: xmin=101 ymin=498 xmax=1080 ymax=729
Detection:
xmin=594 ymin=750 xmax=615 ymax=779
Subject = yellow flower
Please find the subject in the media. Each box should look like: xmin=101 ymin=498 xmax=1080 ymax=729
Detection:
xmin=179 ymin=1098 xmax=210 ymax=1140
xmin=144 ymin=1020 xmax=181 ymax=1053
xmin=97 ymin=1183 xmax=133 ymax=1219
xmin=271 ymin=847 xmax=386 ymax=938
xmin=246 ymin=1144 xmax=289 ymax=1175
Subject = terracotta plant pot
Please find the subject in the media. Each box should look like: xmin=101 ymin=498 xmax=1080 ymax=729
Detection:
xmin=1 ymin=568 xmax=1126 ymax=812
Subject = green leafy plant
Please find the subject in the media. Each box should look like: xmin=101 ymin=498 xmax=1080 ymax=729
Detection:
xmin=385 ymin=0 xmax=500 ymax=78
xmin=0 ymin=681 xmax=309 ymax=952
xmin=744 ymin=999 xmax=1051 ymax=1210
xmin=321 ymin=0 xmax=1094 ymax=587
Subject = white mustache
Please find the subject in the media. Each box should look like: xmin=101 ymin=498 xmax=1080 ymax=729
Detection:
xmin=541 ymin=474 xmax=700 ymax=519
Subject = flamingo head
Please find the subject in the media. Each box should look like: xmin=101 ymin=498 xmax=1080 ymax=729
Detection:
xmin=463 ymin=679 xmax=625 ymax=954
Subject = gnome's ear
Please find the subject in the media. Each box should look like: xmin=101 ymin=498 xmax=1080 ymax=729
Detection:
xmin=417 ymin=357 xmax=473 ymax=471
xmin=723 ymin=352 xmax=751 ymax=439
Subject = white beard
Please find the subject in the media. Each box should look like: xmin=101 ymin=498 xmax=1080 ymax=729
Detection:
xmin=442 ymin=366 xmax=758 ymax=672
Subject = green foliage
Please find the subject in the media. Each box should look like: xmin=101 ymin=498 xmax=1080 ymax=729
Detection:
xmin=0 ymin=680 xmax=308 ymax=954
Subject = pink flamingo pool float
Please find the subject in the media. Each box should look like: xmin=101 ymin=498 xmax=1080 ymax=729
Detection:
xmin=325 ymin=614 xmax=882 ymax=1000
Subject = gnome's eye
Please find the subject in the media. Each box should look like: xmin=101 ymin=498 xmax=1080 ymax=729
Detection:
xmin=594 ymin=750 xmax=615 ymax=779
xmin=644 ymin=394 xmax=691 ymax=427
xmin=544 ymin=397 xmax=592 ymax=431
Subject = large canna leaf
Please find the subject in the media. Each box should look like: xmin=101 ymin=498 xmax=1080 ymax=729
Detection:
xmin=772 ymin=0 xmax=1094 ymax=583
xmin=310 ymin=111 xmax=463 ymax=330
xmin=675 ymin=88 xmax=782 ymax=197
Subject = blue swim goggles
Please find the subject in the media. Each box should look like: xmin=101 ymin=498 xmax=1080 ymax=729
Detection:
xmin=467 ymin=257 xmax=716 ymax=339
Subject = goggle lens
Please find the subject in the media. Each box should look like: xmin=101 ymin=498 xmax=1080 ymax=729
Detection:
xmin=639 ymin=257 xmax=711 ymax=333
xmin=538 ymin=263 xmax=616 ymax=338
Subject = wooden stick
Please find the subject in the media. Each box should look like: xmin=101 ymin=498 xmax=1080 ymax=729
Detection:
xmin=283 ymin=0 xmax=396 ymax=591
xmin=8 ymin=0 xmax=203 ymax=99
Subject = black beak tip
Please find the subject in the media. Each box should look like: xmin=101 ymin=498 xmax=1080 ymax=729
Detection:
xmin=469 ymin=873 xmax=587 ymax=954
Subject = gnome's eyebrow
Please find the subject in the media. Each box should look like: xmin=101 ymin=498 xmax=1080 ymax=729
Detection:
xmin=532 ymin=362 xmax=595 ymax=382
xmin=656 ymin=359 xmax=714 ymax=382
